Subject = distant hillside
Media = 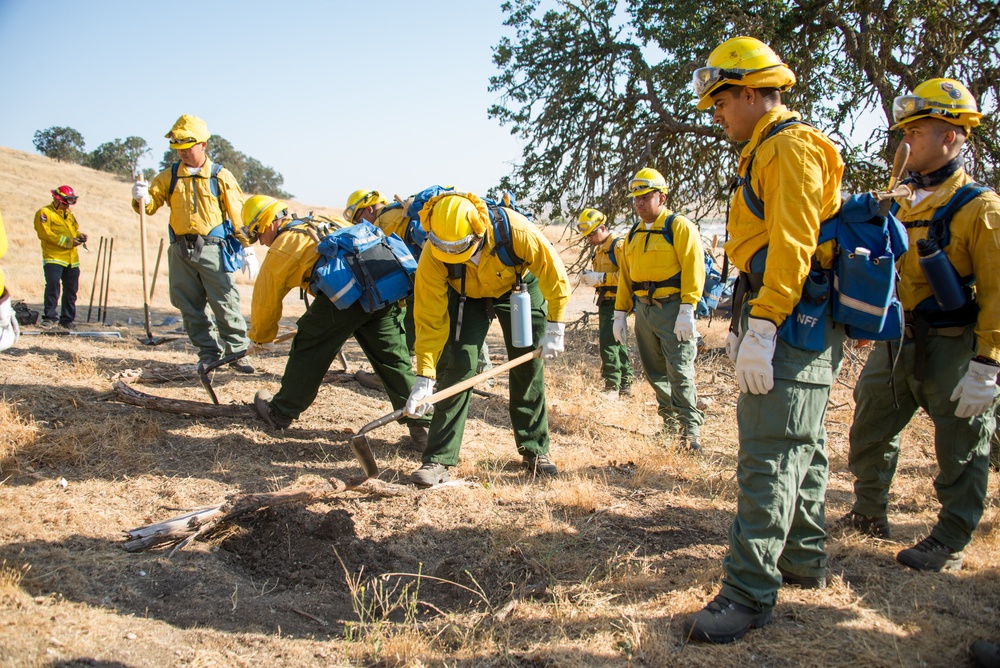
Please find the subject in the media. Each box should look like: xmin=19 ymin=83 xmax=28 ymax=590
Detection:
xmin=0 ymin=146 xmax=342 ymax=313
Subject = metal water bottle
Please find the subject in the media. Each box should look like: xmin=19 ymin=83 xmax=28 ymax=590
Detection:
xmin=917 ymin=237 xmax=967 ymax=311
xmin=510 ymin=282 xmax=532 ymax=348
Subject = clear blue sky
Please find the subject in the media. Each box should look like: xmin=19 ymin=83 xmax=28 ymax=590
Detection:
xmin=0 ymin=0 xmax=524 ymax=207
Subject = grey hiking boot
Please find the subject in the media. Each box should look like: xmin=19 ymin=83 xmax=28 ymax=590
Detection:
xmin=679 ymin=428 xmax=701 ymax=452
xmin=407 ymin=423 xmax=429 ymax=452
xmin=522 ymin=453 xmax=558 ymax=477
xmin=253 ymin=390 xmax=291 ymax=430
xmin=778 ymin=566 xmax=826 ymax=589
xmin=970 ymin=640 xmax=1000 ymax=668
xmin=229 ymin=358 xmax=255 ymax=374
xmin=896 ymin=535 xmax=964 ymax=572
xmin=834 ymin=511 xmax=891 ymax=539
xmin=682 ymin=594 xmax=772 ymax=644
xmin=410 ymin=462 xmax=450 ymax=488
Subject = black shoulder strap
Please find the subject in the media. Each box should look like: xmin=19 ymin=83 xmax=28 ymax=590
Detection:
xmin=608 ymin=236 xmax=622 ymax=268
xmin=168 ymin=161 xmax=226 ymax=215
xmin=929 ymin=183 xmax=992 ymax=249
xmin=625 ymin=213 xmax=678 ymax=246
xmin=487 ymin=204 xmax=525 ymax=267
xmin=740 ymin=119 xmax=808 ymax=220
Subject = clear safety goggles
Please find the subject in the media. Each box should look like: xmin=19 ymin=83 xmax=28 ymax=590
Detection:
xmin=427 ymin=230 xmax=482 ymax=257
xmin=691 ymin=64 xmax=781 ymax=98
xmin=60 ymin=195 xmax=79 ymax=204
xmin=892 ymin=95 xmax=975 ymax=125
xmin=576 ymin=220 xmax=600 ymax=234
xmin=169 ymin=136 xmax=198 ymax=147
xmin=628 ymin=178 xmax=664 ymax=195
xmin=242 ymin=208 xmax=288 ymax=242
xmin=344 ymin=191 xmax=379 ymax=222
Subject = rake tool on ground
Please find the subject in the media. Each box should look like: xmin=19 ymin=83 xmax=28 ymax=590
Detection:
xmin=86 ymin=236 xmax=106 ymax=323
xmin=137 ymin=201 xmax=178 ymax=346
xmin=101 ymin=237 xmax=114 ymax=326
xmin=197 ymin=331 xmax=298 ymax=404
xmin=149 ymin=238 xmax=165 ymax=302
xmin=349 ymin=347 xmax=543 ymax=480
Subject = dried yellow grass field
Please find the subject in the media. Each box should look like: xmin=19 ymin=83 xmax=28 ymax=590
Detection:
xmin=1 ymin=147 xmax=998 ymax=667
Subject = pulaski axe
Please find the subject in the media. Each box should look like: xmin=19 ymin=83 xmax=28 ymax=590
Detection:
xmin=349 ymin=347 xmax=544 ymax=480
xmin=198 ymin=331 xmax=298 ymax=404
xmin=136 ymin=182 xmax=180 ymax=346
xmin=874 ymin=142 xmax=912 ymax=214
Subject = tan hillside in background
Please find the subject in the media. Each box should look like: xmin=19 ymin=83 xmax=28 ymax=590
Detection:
xmin=0 ymin=145 xmax=342 ymax=320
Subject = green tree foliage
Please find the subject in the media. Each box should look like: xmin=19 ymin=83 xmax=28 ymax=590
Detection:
xmin=490 ymin=0 xmax=1000 ymax=221
xmin=86 ymin=136 xmax=149 ymax=178
xmin=33 ymin=126 xmax=86 ymax=163
xmin=159 ymin=135 xmax=292 ymax=199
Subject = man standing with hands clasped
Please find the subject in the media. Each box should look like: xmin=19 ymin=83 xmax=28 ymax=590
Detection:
xmin=683 ymin=36 xmax=845 ymax=643
xmin=34 ymin=185 xmax=87 ymax=329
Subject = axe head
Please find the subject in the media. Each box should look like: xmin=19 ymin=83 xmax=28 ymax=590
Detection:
xmin=349 ymin=434 xmax=379 ymax=479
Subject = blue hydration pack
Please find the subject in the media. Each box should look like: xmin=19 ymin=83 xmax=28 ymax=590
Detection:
xmin=737 ymin=120 xmax=909 ymax=350
xmin=310 ymin=221 xmax=417 ymax=313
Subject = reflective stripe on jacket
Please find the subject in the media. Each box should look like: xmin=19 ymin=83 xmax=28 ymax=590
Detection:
xmin=615 ymin=208 xmax=706 ymax=312
xmin=724 ymin=106 xmax=844 ymax=327
xmin=413 ymin=208 xmax=570 ymax=378
xmin=34 ymin=204 xmax=80 ymax=267
xmin=895 ymin=169 xmax=1000 ymax=360
xmin=133 ymin=158 xmax=245 ymax=238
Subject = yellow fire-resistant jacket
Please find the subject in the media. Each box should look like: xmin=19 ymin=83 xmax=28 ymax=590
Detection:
xmin=413 ymin=209 xmax=570 ymax=378
xmin=615 ymin=208 xmax=705 ymax=312
xmin=0 ymin=209 xmax=7 ymax=295
xmin=374 ymin=204 xmax=410 ymax=239
xmin=132 ymin=159 xmax=246 ymax=239
xmin=592 ymin=234 xmax=624 ymax=297
xmin=248 ymin=227 xmax=321 ymax=344
xmin=724 ymin=106 xmax=844 ymax=327
xmin=894 ymin=169 xmax=1000 ymax=361
xmin=34 ymin=204 xmax=81 ymax=267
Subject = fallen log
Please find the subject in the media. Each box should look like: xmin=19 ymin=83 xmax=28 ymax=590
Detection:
xmin=112 ymin=380 xmax=253 ymax=418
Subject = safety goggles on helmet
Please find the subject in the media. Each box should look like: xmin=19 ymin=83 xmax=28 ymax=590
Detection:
xmin=169 ymin=136 xmax=199 ymax=147
xmin=344 ymin=191 xmax=380 ymax=223
xmin=576 ymin=221 xmax=598 ymax=235
xmin=241 ymin=208 xmax=288 ymax=243
xmin=426 ymin=229 xmax=483 ymax=257
xmin=628 ymin=178 xmax=665 ymax=196
xmin=691 ymin=64 xmax=782 ymax=98
xmin=60 ymin=195 xmax=79 ymax=204
xmin=892 ymin=95 xmax=977 ymax=125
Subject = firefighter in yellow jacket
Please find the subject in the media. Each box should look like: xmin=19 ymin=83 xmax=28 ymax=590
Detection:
xmin=34 ymin=185 xmax=87 ymax=328
xmin=577 ymin=208 xmax=634 ymax=398
xmin=0 ymin=208 xmax=19 ymax=351
xmin=244 ymin=196 xmax=430 ymax=449
xmin=682 ymin=36 xmax=845 ymax=644
xmin=613 ymin=169 xmax=705 ymax=449
xmin=841 ymin=78 xmax=1000 ymax=573
xmin=131 ymin=115 xmax=257 ymax=370
xmin=403 ymin=191 xmax=571 ymax=487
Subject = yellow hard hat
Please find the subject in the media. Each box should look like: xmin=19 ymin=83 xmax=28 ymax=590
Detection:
xmin=693 ymin=36 xmax=796 ymax=110
xmin=577 ymin=208 xmax=606 ymax=236
xmin=627 ymin=168 xmax=668 ymax=198
xmin=891 ymin=78 xmax=982 ymax=131
xmin=241 ymin=195 xmax=288 ymax=240
xmin=420 ymin=192 xmax=490 ymax=264
xmin=165 ymin=114 xmax=211 ymax=149
xmin=343 ymin=189 xmax=388 ymax=224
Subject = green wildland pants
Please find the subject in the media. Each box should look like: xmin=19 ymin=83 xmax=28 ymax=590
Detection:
xmin=720 ymin=299 xmax=844 ymax=612
xmin=633 ymin=299 xmax=703 ymax=436
xmin=848 ymin=328 xmax=993 ymax=550
xmin=422 ymin=273 xmax=550 ymax=467
xmin=598 ymin=297 xmax=633 ymax=390
xmin=168 ymin=241 xmax=249 ymax=362
xmin=271 ymin=293 xmax=427 ymax=428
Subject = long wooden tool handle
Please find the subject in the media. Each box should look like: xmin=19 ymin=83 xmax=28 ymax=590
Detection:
xmin=423 ymin=348 xmax=542 ymax=407
xmin=138 ymin=203 xmax=150 ymax=307
xmin=886 ymin=142 xmax=910 ymax=193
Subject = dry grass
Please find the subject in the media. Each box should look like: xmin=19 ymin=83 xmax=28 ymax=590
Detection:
xmin=0 ymin=146 xmax=998 ymax=666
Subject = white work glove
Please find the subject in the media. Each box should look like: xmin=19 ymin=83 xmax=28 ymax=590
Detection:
xmin=580 ymin=271 xmax=604 ymax=288
xmin=613 ymin=310 xmax=628 ymax=346
xmin=247 ymin=341 xmax=276 ymax=356
xmin=950 ymin=359 xmax=998 ymax=418
xmin=674 ymin=303 xmax=699 ymax=342
xmin=539 ymin=321 xmax=565 ymax=360
xmin=131 ymin=179 xmax=150 ymax=205
xmin=726 ymin=330 xmax=741 ymax=363
xmin=405 ymin=375 xmax=436 ymax=418
xmin=735 ymin=317 xmax=777 ymax=395
xmin=242 ymin=247 xmax=260 ymax=280
xmin=0 ymin=291 xmax=19 ymax=352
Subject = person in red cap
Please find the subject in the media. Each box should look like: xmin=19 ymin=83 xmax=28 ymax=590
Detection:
xmin=34 ymin=185 xmax=87 ymax=328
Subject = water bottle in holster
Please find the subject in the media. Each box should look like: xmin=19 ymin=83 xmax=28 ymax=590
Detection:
xmin=510 ymin=282 xmax=532 ymax=348
xmin=916 ymin=237 xmax=967 ymax=312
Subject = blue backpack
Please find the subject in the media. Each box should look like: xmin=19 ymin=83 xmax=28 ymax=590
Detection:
xmin=737 ymin=120 xmax=909 ymax=350
xmin=310 ymin=221 xmax=417 ymax=313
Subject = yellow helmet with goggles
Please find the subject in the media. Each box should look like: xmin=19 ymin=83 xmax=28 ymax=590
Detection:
xmin=343 ymin=189 xmax=388 ymax=224
xmin=577 ymin=208 xmax=606 ymax=236
xmin=419 ymin=192 xmax=490 ymax=264
xmin=627 ymin=167 xmax=668 ymax=198
xmin=891 ymin=78 xmax=981 ymax=131
xmin=241 ymin=195 xmax=288 ymax=242
xmin=693 ymin=36 xmax=796 ymax=110
xmin=165 ymin=114 xmax=210 ymax=150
